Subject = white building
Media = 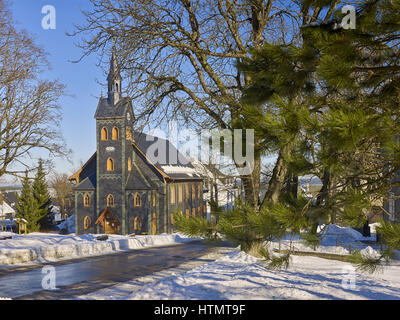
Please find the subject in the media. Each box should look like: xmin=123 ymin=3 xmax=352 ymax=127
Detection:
xmin=190 ymin=160 xmax=242 ymax=220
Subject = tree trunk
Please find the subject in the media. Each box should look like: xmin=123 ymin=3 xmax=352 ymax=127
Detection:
xmin=239 ymin=154 xmax=261 ymax=209
xmin=261 ymin=142 xmax=294 ymax=208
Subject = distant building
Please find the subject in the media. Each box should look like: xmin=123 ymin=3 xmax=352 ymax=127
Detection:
xmin=69 ymin=46 xmax=204 ymax=235
xmin=0 ymin=193 xmax=16 ymax=220
xmin=191 ymin=160 xmax=242 ymax=219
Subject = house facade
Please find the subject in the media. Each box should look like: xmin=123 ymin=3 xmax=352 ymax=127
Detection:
xmin=69 ymin=47 xmax=204 ymax=235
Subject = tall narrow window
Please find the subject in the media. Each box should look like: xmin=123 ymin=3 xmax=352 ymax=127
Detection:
xmin=128 ymin=157 xmax=132 ymax=171
xmin=126 ymin=127 xmax=132 ymax=140
xmin=107 ymin=194 xmax=115 ymax=207
xmin=134 ymin=193 xmax=142 ymax=207
xmin=192 ymin=208 xmax=195 ymax=216
xmin=134 ymin=217 xmax=141 ymax=231
xmin=152 ymin=192 xmax=156 ymax=207
xmin=197 ymin=183 xmax=201 ymax=199
xmin=152 ymin=212 xmax=157 ymax=235
xmin=83 ymin=193 xmax=90 ymax=207
xmin=185 ymin=209 xmax=189 ymax=218
xmin=101 ymin=127 xmax=108 ymax=141
xmin=170 ymin=184 xmax=175 ymax=204
xmin=112 ymin=127 xmax=119 ymax=140
xmin=107 ymin=158 xmax=114 ymax=171
xmin=185 ymin=184 xmax=189 ymax=200
xmin=178 ymin=185 xmax=183 ymax=203
xmin=192 ymin=184 xmax=196 ymax=200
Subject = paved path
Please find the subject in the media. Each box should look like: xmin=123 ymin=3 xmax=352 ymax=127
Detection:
xmin=0 ymin=240 xmax=232 ymax=300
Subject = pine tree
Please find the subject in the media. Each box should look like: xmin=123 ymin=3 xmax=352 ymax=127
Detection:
xmin=32 ymin=159 xmax=52 ymax=231
xmin=174 ymin=0 xmax=400 ymax=272
xmin=16 ymin=171 xmax=39 ymax=232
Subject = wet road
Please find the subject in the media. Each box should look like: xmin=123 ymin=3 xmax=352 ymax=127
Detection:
xmin=0 ymin=240 xmax=227 ymax=299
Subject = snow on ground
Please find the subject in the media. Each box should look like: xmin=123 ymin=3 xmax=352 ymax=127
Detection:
xmin=0 ymin=232 xmax=195 ymax=266
xmin=77 ymin=224 xmax=400 ymax=300
xmin=269 ymin=224 xmax=379 ymax=256
xmin=121 ymin=250 xmax=400 ymax=300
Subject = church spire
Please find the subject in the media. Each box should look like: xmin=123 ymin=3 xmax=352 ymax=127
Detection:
xmin=107 ymin=42 xmax=122 ymax=106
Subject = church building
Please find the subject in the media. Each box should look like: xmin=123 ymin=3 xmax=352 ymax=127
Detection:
xmin=69 ymin=47 xmax=205 ymax=235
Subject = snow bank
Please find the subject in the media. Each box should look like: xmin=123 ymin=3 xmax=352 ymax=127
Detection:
xmin=123 ymin=249 xmax=400 ymax=300
xmin=0 ymin=232 xmax=195 ymax=266
xmin=270 ymin=224 xmax=378 ymax=256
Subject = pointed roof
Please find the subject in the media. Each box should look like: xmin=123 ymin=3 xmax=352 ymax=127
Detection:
xmin=69 ymin=152 xmax=97 ymax=184
xmin=94 ymin=96 xmax=131 ymax=119
xmin=95 ymin=207 xmax=119 ymax=229
xmin=107 ymin=44 xmax=121 ymax=82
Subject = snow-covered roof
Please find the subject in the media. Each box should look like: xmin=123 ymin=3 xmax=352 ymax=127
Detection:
xmin=161 ymin=165 xmax=197 ymax=175
xmin=0 ymin=202 xmax=15 ymax=215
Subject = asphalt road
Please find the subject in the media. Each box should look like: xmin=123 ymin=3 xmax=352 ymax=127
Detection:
xmin=0 ymin=240 xmax=229 ymax=300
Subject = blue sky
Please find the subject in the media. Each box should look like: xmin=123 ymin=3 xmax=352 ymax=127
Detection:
xmin=9 ymin=0 xmax=104 ymax=177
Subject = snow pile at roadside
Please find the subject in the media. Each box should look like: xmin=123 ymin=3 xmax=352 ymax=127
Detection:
xmin=269 ymin=224 xmax=378 ymax=256
xmin=124 ymin=249 xmax=400 ymax=300
xmin=0 ymin=232 xmax=195 ymax=265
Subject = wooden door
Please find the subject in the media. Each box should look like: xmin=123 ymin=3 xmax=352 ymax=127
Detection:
xmin=105 ymin=218 xmax=118 ymax=234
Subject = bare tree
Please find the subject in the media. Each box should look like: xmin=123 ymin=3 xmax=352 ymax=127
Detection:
xmin=70 ymin=0 xmax=341 ymax=207
xmin=0 ymin=0 xmax=68 ymax=178
xmin=50 ymin=173 xmax=74 ymax=219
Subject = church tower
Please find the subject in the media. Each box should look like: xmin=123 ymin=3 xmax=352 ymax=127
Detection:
xmin=94 ymin=44 xmax=134 ymax=235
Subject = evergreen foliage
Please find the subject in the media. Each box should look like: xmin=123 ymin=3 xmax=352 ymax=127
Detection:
xmin=16 ymin=171 xmax=39 ymax=232
xmin=174 ymin=0 xmax=400 ymax=273
xmin=15 ymin=160 xmax=52 ymax=232
xmin=33 ymin=159 xmax=52 ymax=230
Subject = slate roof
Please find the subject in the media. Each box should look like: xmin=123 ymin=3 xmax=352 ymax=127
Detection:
xmin=74 ymin=174 xmax=96 ymax=190
xmin=70 ymin=131 xmax=202 ymax=188
xmin=132 ymin=132 xmax=202 ymax=181
xmin=94 ymin=97 xmax=131 ymax=119
xmin=125 ymin=165 xmax=156 ymax=190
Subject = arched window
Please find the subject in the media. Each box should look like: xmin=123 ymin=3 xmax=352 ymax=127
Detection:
xmin=107 ymin=194 xmax=115 ymax=207
xmin=134 ymin=217 xmax=142 ymax=231
xmin=107 ymin=158 xmax=114 ymax=171
xmin=84 ymin=216 xmax=91 ymax=230
xmin=101 ymin=127 xmax=108 ymax=141
xmin=128 ymin=157 xmax=132 ymax=171
xmin=83 ymin=193 xmax=90 ymax=207
xmin=134 ymin=193 xmax=141 ymax=207
xmin=112 ymin=127 xmax=119 ymax=140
